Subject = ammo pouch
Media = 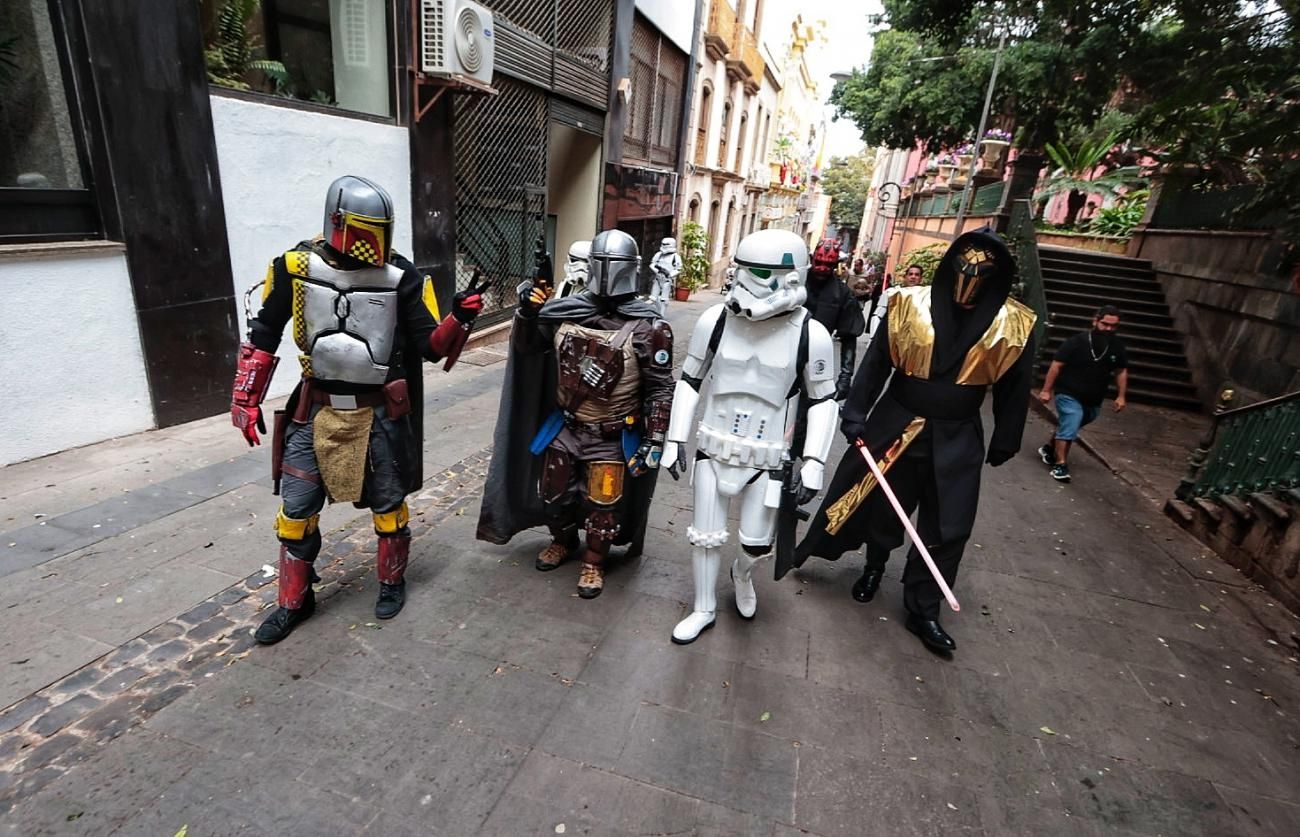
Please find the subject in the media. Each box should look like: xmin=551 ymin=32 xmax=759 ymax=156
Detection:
xmin=557 ymin=320 xmax=637 ymax=408
xmin=383 ymin=378 xmax=411 ymax=420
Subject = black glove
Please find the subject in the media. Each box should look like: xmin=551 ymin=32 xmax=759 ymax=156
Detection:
xmin=452 ymin=273 xmax=491 ymax=323
xmin=517 ymin=280 xmax=550 ymax=318
xmin=835 ymin=375 xmax=852 ymax=402
xmin=841 ymin=422 xmax=866 ymax=445
xmin=985 ymin=448 xmax=1014 ymax=467
xmin=791 ymin=473 xmax=817 ymax=506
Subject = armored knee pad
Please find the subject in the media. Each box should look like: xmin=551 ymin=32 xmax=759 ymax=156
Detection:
xmin=372 ymin=502 xmax=410 ymax=535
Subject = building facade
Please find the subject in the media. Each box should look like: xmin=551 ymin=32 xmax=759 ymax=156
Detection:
xmin=680 ymin=0 xmax=780 ymax=283
xmin=0 ymin=0 xmax=694 ymax=465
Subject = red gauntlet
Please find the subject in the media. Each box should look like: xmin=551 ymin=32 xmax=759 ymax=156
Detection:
xmin=429 ymin=315 xmax=471 ymax=371
xmin=231 ymin=342 xmax=278 ymax=446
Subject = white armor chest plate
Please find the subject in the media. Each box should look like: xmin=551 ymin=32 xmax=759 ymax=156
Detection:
xmin=698 ymin=311 xmax=804 ymax=469
xmin=295 ymin=253 xmax=404 ymax=385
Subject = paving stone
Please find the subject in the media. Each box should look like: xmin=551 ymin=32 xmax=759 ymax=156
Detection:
xmin=0 ymin=696 xmax=49 ymax=734
xmin=73 ymin=697 xmax=142 ymax=743
xmin=213 ymin=586 xmax=250 ymax=606
xmin=138 ymin=683 xmax=193 ymax=716
xmin=46 ymin=667 xmax=102 ymax=698
xmin=176 ymin=599 xmax=221 ymax=624
xmin=143 ymin=639 xmax=192 ymax=667
xmin=91 ymin=665 xmax=146 ymax=698
xmin=17 ymin=733 xmax=81 ymax=771
xmin=99 ymin=638 xmax=150 ymax=671
xmin=183 ymin=614 xmax=234 ymax=643
xmin=614 ymin=703 xmax=798 ymax=822
xmin=28 ymin=695 xmax=100 ymax=738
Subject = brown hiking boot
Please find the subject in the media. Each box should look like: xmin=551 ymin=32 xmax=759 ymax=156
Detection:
xmin=535 ymin=540 xmax=570 ymax=572
xmin=577 ymin=562 xmax=605 ymax=599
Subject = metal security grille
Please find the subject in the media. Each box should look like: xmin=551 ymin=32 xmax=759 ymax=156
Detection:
xmin=483 ymin=0 xmax=555 ymax=40
xmin=557 ymin=0 xmax=613 ymax=72
xmin=624 ymin=14 xmax=685 ymax=168
xmin=454 ymin=76 xmax=549 ymax=323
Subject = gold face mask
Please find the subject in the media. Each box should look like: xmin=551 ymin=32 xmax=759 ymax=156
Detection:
xmin=953 ymin=245 xmax=995 ymax=305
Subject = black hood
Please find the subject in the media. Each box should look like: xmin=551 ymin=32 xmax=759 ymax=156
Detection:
xmin=928 ymin=227 xmax=1017 ymax=377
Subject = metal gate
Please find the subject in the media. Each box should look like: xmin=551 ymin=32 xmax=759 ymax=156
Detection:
xmin=454 ymin=76 xmax=549 ymax=324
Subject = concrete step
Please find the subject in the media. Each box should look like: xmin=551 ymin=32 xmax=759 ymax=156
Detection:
xmin=1046 ymin=313 xmax=1181 ymax=341
xmin=1047 ymin=298 xmax=1175 ymax=328
xmin=1041 ymin=265 xmax=1163 ymax=290
xmin=1038 ymin=245 xmax=1155 ymax=274
xmin=1044 ymin=285 xmax=1173 ymax=315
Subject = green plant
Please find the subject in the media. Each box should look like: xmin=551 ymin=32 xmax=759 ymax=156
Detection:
xmin=204 ymin=0 xmax=285 ymax=91
xmin=1036 ymin=129 xmax=1146 ymax=227
xmin=899 ymin=243 xmax=945 ymax=285
xmin=677 ymin=222 xmax=711 ymax=292
xmin=1088 ymin=192 xmax=1148 ymax=238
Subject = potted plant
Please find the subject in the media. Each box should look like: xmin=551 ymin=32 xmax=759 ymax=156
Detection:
xmin=676 ymin=221 xmax=710 ymax=300
xmin=978 ymin=128 xmax=1013 ymax=171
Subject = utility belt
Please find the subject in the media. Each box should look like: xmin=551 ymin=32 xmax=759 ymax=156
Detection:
xmin=888 ymin=374 xmax=984 ymax=422
xmin=563 ymin=411 xmax=637 ymax=439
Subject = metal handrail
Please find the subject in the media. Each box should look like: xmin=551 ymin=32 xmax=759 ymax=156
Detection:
xmin=1177 ymin=389 xmax=1300 ymax=500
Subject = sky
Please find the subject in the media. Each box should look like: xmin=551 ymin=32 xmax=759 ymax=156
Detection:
xmin=764 ymin=0 xmax=884 ymax=160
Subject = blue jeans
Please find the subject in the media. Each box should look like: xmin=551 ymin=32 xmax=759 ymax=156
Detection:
xmin=1054 ymin=394 xmax=1101 ymax=441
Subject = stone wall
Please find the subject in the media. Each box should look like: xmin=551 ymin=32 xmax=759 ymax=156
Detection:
xmin=1129 ymin=228 xmax=1300 ymax=406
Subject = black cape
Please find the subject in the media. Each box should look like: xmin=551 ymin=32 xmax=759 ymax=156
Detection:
xmin=791 ymin=229 xmax=1034 ymax=569
xmin=476 ymin=291 xmax=663 ymax=555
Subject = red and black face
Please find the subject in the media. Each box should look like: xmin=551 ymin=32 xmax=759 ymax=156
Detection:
xmin=811 ymin=241 xmax=839 ymax=275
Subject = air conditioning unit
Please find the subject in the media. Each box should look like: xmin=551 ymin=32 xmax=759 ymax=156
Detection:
xmin=420 ymin=0 xmax=495 ymax=84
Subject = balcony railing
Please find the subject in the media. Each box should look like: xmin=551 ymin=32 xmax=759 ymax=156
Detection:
xmin=730 ymin=29 xmax=765 ymax=91
xmin=1178 ymin=391 xmax=1300 ymax=501
xmin=704 ymin=1 xmax=736 ymax=61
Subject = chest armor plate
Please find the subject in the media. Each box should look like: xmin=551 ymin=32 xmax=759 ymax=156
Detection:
xmin=290 ymin=251 xmax=404 ymax=385
xmin=554 ymin=322 xmax=642 ymax=422
xmin=888 ymin=287 xmax=1035 ymax=386
xmin=698 ymin=312 xmax=804 ymax=470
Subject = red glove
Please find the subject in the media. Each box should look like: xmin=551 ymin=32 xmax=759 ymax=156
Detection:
xmin=452 ymin=273 xmax=491 ymax=323
xmin=231 ymin=343 xmax=278 ymax=446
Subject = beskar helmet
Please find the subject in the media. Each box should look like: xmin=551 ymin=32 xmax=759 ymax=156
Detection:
xmin=588 ymin=229 xmax=640 ymax=297
xmin=323 ymin=175 xmax=394 ymax=266
xmin=725 ymin=229 xmax=809 ymax=321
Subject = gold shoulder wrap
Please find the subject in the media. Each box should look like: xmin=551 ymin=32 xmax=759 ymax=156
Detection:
xmin=888 ymin=287 xmax=935 ymax=380
xmin=956 ymin=298 xmax=1037 ymax=386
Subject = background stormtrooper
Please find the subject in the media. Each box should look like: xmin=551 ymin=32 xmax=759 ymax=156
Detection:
xmin=660 ymin=229 xmax=839 ymax=644
xmin=554 ymin=240 xmax=590 ymax=298
xmin=648 ymin=237 xmax=682 ymax=316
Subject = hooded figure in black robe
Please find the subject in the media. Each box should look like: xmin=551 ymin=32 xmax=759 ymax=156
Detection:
xmin=789 ymin=228 xmax=1036 ymax=655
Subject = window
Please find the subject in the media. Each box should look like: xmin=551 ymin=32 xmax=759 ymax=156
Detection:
xmin=717 ymin=101 xmax=731 ymax=169
xmin=0 ymin=0 xmax=100 ymax=242
xmin=734 ymin=112 xmax=748 ymax=172
xmin=689 ymin=194 xmax=701 ymax=222
xmin=694 ymin=83 xmax=712 ymax=166
xmin=201 ymin=0 xmax=393 ymax=118
xmin=624 ymin=13 xmax=685 ymax=168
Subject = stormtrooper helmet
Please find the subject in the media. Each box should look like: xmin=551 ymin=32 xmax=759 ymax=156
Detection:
xmin=724 ymin=229 xmax=809 ymax=321
xmin=566 ymin=240 xmax=591 ymax=265
xmin=658 ymin=237 xmax=677 ymax=254
xmin=588 ymin=229 xmax=641 ymax=297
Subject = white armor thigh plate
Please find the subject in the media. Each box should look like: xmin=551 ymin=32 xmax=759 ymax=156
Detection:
xmin=696 ymin=314 xmax=803 ymax=470
xmin=297 ymin=254 xmax=404 ymax=385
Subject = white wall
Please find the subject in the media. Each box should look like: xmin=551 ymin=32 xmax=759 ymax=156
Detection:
xmin=210 ymin=93 xmax=412 ymax=398
xmin=635 ymin=0 xmax=696 ymax=54
xmin=0 ymin=249 xmax=154 ymax=464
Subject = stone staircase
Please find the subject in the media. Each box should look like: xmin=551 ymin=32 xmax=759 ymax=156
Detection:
xmin=1038 ymin=245 xmax=1203 ymax=410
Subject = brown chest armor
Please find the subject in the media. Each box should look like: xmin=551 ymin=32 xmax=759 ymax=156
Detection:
xmin=554 ymin=321 xmax=641 ymax=421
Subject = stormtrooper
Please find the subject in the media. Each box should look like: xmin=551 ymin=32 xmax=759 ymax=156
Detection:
xmin=554 ymin=240 xmax=590 ymax=299
xmin=648 ymin=237 xmax=682 ymax=316
xmin=661 ymin=229 xmax=839 ymax=644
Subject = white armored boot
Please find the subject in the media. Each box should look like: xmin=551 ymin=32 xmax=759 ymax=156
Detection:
xmin=731 ymin=550 xmax=768 ymax=620
xmin=673 ymin=545 xmax=719 ymax=644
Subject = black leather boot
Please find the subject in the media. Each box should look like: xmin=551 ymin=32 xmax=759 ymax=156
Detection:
xmin=906 ymin=613 xmax=956 ymax=655
xmin=375 ymin=582 xmax=406 ymax=620
xmin=851 ymin=567 xmax=884 ymax=603
xmin=255 ymin=589 xmax=316 ymax=645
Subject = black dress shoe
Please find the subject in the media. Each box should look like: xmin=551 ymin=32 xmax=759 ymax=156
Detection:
xmin=851 ymin=568 xmax=884 ymax=603
xmin=254 ymin=590 xmax=316 ymax=645
xmin=905 ymin=613 xmax=956 ymax=655
xmin=375 ymin=582 xmax=406 ymax=619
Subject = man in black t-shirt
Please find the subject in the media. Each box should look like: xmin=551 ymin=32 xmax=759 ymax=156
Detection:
xmin=1037 ymin=305 xmax=1128 ymax=482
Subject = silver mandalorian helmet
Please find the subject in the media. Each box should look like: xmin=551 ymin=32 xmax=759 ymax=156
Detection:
xmin=725 ymin=229 xmax=809 ymax=320
xmin=323 ymin=175 xmax=394 ymax=266
xmin=588 ymin=229 xmax=640 ymax=297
